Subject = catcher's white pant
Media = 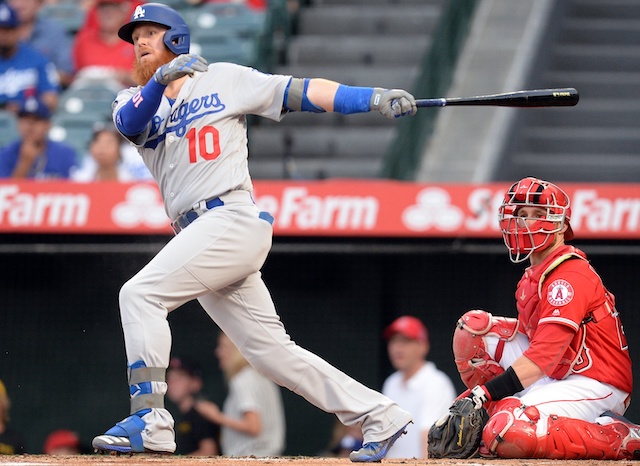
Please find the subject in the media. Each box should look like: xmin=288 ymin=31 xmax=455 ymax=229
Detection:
xmin=484 ymin=333 xmax=629 ymax=434
xmin=119 ymin=191 xmax=411 ymax=449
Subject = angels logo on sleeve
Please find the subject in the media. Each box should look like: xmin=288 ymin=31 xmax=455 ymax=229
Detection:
xmin=547 ymin=279 xmax=575 ymax=306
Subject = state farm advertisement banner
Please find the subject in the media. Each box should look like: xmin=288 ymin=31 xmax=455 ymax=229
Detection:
xmin=0 ymin=180 xmax=639 ymax=238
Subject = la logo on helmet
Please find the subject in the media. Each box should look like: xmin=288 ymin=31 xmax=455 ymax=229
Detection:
xmin=133 ymin=6 xmax=146 ymax=19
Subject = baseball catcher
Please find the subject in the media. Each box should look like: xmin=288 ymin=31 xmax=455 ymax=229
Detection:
xmin=435 ymin=177 xmax=640 ymax=460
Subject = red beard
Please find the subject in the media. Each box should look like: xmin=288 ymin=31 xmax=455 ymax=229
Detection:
xmin=132 ymin=49 xmax=178 ymax=86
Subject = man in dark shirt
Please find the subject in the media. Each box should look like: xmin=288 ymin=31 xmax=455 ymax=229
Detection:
xmin=166 ymin=356 xmax=219 ymax=456
xmin=0 ymin=97 xmax=77 ymax=179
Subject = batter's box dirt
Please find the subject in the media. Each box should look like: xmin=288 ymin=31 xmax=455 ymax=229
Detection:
xmin=0 ymin=457 xmax=628 ymax=466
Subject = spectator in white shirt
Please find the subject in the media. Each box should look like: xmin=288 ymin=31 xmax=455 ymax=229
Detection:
xmin=382 ymin=316 xmax=457 ymax=459
xmin=195 ymin=332 xmax=286 ymax=456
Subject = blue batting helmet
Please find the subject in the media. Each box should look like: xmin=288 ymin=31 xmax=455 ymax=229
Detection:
xmin=117 ymin=3 xmax=190 ymax=55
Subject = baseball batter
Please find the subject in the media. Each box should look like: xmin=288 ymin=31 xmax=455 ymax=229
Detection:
xmin=91 ymin=3 xmax=415 ymax=462
xmin=452 ymin=177 xmax=639 ymax=459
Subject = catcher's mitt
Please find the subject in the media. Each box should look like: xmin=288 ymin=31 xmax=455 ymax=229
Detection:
xmin=427 ymin=397 xmax=489 ymax=459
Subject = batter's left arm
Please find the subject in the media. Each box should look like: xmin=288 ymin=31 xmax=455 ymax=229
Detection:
xmin=285 ymin=77 xmax=417 ymax=119
xmin=303 ymin=78 xmax=340 ymax=111
xmin=115 ymin=80 xmax=165 ymax=138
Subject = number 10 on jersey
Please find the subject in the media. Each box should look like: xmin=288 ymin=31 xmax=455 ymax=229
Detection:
xmin=187 ymin=126 xmax=221 ymax=163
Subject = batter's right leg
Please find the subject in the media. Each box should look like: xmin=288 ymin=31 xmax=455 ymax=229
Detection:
xmin=92 ymin=203 xmax=273 ymax=454
xmin=199 ymin=272 xmax=412 ymax=462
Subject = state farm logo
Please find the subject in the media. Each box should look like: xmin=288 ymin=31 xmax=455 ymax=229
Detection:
xmin=402 ymin=187 xmax=464 ymax=231
xmin=255 ymin=186 xmax=378 ymax=230
xmin=111 ymin=185 xmax=168 ymax=229
xmin=0 ymin=184 xmax=89 ymax=226
xmin=571 ymin=189 xmax=640 ymax=234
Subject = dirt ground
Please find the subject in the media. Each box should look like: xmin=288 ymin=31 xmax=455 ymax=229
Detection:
xmin=0 ymin=456 xmax=629 ymax=466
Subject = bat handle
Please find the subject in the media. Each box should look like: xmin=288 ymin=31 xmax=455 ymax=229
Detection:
xmin=415 ymin=98 xmax=447 ymax=108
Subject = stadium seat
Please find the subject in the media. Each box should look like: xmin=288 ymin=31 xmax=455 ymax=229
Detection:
xmin=183 ymin=3 xmax=266 ymax=41
xmin=191 ymin=33 xmax=257 ymax=65
xmin=49 ymin=114 xmax=100 ymax=157
xmin=37 ymin=3 xmax=86 ymax=34
xmin=58 ymin=84 xmax=118 ymax=121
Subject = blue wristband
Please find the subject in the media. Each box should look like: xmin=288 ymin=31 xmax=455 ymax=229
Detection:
xmin=116 ymin=78 xmax=166 ymax=136
xmin=333 ymin=85 xmax=374 ymax=114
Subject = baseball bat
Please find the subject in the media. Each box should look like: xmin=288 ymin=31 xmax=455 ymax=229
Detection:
xmin=415 ymin=88 xmax=579 ymax=108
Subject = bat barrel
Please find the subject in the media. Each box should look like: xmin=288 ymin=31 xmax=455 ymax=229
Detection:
xmin=416 ymin=88 xmax=579 ymax=108
xmin=492 ymin=88 xmax=579 ymax=107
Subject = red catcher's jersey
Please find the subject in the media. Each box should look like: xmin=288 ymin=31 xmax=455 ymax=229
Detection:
xmin=515 ymin=245 xmax=632 ymax=394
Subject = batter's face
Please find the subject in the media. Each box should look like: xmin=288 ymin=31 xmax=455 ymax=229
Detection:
xmin=131 ymin=24 xmax=176 ymax=85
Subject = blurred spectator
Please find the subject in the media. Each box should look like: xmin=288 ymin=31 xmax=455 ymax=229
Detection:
xmin=71 ymin=122 xmax=152 ymax=182
xmin=166 ymin=356 xmax=219 ymax=456
xmin=8 ymin=0 xmax=74 ymax=88
xmin=43 ymin=429 xmax=81 ymax=455
xmin=77 ymin=0 xmax=134 ymax=33
xmin=72 ymin=0 xmax=136 ymax=89
xmin=0 ymin=379 xmax=27 ymax=455
xmin=0 ymin=2 xmax=60 ymax=113
xmin=382 ymin=316 xmax=457 ymax=459
xmin=0 ymin=97 xmax=77 ymax=179
xmin=195 ymin=332 xmax=285 ymax=457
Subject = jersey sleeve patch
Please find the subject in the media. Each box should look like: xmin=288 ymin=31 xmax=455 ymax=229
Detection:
xmin=547 ymin=279 xmax=575 ymax=306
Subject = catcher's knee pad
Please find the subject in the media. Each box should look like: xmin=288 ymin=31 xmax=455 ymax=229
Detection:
xmin=482 ymin=400 xmax=539 ymax=458
xmin=453 ymin=310 xmax=519 ymax=388
xmin=484 ymin=403 xmax=627 ymax=459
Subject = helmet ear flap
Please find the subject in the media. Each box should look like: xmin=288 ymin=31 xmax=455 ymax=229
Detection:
xmin=164 ymin=31 xmax=189 ymax=55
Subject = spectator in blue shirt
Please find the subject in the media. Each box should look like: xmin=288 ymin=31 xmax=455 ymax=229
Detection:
xmin=9 ymin=0 xmax=75 ymax=88
xmin=0 ymin=2 xmax=60 ymax=114
xmin=0 ymin=97 xmax=77 ymax=179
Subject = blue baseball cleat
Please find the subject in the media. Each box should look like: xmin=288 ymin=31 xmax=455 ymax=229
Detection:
xmin=349 ymin=422 xmax=411 ymax=462
xmin=92 ymin=412 xmax=150 ymax=454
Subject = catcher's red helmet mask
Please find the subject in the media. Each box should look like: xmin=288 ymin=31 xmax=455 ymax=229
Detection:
xmin=498 ymin=177 xmax=573 ymax=263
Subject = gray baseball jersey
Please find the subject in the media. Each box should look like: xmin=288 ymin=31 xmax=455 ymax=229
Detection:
xmin=114 ymin=62 xmax=290 ymax=220
xmin=110 ymin=62 xmax=412 ymax=454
